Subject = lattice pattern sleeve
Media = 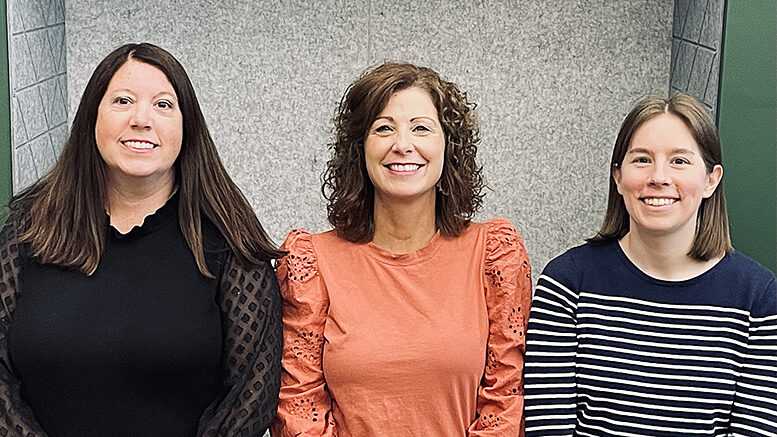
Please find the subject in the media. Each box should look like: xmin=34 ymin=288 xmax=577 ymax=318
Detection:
xmin=197 ymin=255 xmax=283 ymax=436
xmin=468 ymin=218 xmax=532 ymax=436
xmin=0 ymin=204 xmax=48 ymax=437
xmin=270 ymin=229 xmax=337 ymax=437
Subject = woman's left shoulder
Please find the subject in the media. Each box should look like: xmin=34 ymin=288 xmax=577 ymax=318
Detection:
xmin=477 ymin=217 xmax=528 ymax=262
xmin=719 ymin=250 xmax=777 ymax=293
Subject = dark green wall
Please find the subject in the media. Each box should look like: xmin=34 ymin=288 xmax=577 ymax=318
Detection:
xmin=717 ymin=0 xmax=777 ymax=273
xmin=0 ymin=0 xmax=12 ymax=206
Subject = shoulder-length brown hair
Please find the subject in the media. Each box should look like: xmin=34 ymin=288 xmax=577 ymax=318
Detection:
xmin=589 ymin=93 xmax=731 ymax=260
xmin=323 ymin=62 xmax=484 ymax=242
xmin=12 ymin=42 xmax=282 ymax=276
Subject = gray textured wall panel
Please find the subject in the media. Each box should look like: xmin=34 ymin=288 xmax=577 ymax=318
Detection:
xmin=66 ymin=0 xmax=672 ymax=274
xmin=8 ymin=0 xmax=68 ymax=192
xmin=670 ymin=0 xmax=723 ymax=114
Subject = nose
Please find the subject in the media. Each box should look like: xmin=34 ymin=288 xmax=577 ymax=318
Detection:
xmin=129 ymin=103 xmax=152 ymax=129
xmin=390 ymin=130 xmax=414 ymax=154
xmin=648 ymin=163 xmax=671 ymax=186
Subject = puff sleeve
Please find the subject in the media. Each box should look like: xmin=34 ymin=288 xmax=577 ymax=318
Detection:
xmin=198 ymin=254 xmax=283 ymax=436
xmin=0 ymin=206 xmax=48 ymax=437
xmin=468 ymin=218 xmax=532 ymax=436
xmin=270 ymin=230 xmax=337 ymax=437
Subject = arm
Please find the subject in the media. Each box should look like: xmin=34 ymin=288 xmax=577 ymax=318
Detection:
xmin=270 ymin=230 xmax=336 ymax=437
xmin=468 ymin=218 xmax=532 ymax=436
xmin=729 ymin=277 xmax=777 ymax=436
xmin=0 ymin=205 xmax=48 ymax=437
xmin=197 ymin=255 xmax=283 ymax=437
xmin=523 ymin=255 xmax=580 ymax=437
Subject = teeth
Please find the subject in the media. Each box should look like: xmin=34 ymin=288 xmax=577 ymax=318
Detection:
xmin=643 ymin=198 xmax=676 ymax=206
xmin=123 ymin=140 xmax=155 ymax=149
xmin=388 ymin=164 xmax=421 ymax=172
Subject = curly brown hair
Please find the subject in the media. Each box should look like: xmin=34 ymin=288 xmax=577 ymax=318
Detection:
xmin=323 ymin=62 xmax=484 ymax=242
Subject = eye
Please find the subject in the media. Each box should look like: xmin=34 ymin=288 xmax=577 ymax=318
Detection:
xmin=671 ymin=157 xmax=690 ymax=165
xmin=114 ymin=96 xmax=132 ymax=105
xmin=156 ymin=100 xmax=174 ymax=110
xmin=374 ymin=124 xmax=393 ymax=133
xmin=632 ymin=156 xmax=651 ymax=164
xmin=412 ymin=124 xmax=431 ymax=133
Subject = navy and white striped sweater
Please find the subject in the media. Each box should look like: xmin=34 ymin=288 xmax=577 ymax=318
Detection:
xmin=524 ymin=241 xmax=777 ymax=437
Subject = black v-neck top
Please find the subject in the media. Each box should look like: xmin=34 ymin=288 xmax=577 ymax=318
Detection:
xmin=8 ymin=194 xmax=227 ymax=437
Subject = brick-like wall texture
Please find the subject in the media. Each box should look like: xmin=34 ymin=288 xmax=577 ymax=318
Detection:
xmin=670 ymin=0 xmax=724 ymax=114
xmin=8 ymin=0 xmax=68 ymax=192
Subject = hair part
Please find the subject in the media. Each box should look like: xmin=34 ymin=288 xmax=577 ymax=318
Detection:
xmin=589 ymin=92 xmax=731 ymax=260
xmin=323 ymin=62 xmax=484 ymax=242
xmin=14 ymin=42 xmax=282 ymax=276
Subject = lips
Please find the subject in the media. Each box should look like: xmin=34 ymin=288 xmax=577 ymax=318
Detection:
xmin=385 ymin=163 xmax=423 ymax=172
xmin=121 ymin=140 xmax=158 ymax=150
xmin=641 ymin=197 xmax=677 ymax=206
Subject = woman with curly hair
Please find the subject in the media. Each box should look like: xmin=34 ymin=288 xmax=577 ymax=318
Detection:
xmin=271 ymin=63 xmax=532 ymax=436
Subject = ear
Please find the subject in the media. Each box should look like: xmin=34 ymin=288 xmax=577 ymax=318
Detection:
xmin=612 ymin=164 xmax=624 ymax=195
xmin=703 ymin=164 xmax=723 ymax=198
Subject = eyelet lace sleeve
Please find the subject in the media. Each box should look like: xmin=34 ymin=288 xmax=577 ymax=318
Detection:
xmin=468 ymin=218 xmax=532 ymax=436
xmin=0 ymin=204 xmax=48 ymax=437
xmin=197 ymin=254 xmax=283 ymax=436
xmin=270 ymin=230 xmax=337 ymax=437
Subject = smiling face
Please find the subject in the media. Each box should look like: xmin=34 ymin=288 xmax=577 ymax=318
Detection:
xmin=95 ymin=60 xmax=183 ymax=185
xmin=613 ymin=113 xmax=722 ymax=241
xmin=364 ymin=86 xmax=445 ymax=207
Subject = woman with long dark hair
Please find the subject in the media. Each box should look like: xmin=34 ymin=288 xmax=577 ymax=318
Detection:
xmin=0 ymin=43 xmax=282 ymax=436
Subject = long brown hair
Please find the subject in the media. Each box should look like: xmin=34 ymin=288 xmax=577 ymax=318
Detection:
xmin=13 ymin=43 xmax=282 ymax=276
xmin=589 ymin=93 xmax=731 ymax=260
xmin=323 ymin=62 xmax=484 ymax=242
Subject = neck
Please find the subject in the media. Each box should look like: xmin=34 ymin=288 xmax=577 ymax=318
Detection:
xmin=107 ymin=172 xmax=175 ymax=233
xmin=372 ymin=192 xmax=437 ymax=254
xmin=619 ymin=223 xmax=719 ymax=281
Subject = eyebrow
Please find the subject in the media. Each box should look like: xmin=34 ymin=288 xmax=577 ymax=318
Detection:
xmin=627 ymin=147 xmax=697 ymax=156
xmin=372 ymin=115 xmax=438 ymax=124
xmin=109 ymin=88 xmax=178 ymax=100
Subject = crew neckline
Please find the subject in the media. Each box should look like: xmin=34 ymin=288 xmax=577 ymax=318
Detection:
xmin=108 ymin=192 xmax=179 ymax=239
xmin=613 ymin=240 xmax=729 ymax=287
xmin=362 ymin=230 xmax=444 ymax=266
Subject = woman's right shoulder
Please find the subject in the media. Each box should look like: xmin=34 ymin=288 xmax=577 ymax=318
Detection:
xmin=540 ymin=241 xmax=617 ymax=288
xmin=2 ymin=196 xmax=34 ymax=235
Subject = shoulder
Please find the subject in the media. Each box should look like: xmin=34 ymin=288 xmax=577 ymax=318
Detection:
xmin=720 ymin=250 xmax=776 ymax=285
xmin=0 ymin=197 xmax=33 ymax=245
xmin=481 ymin=217 xmax=527 ymax=258
xmin=540 ymin=241 xmax=617 ymax=293
xmin=478 ymin=217 xmax=529 ymax=265
xmin=714 ymin=250 xmax=777 ymax=312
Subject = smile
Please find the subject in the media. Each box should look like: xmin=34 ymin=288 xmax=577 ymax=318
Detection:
xmin=641 ymin=197 xmax=677 ymax=206
xmin=122 ymin=140 xmax=158 ymax=150
xmin=386 ymin=163 xmax=423 ymax=172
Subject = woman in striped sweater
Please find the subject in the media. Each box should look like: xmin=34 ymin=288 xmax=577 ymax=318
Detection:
xmin=524 ymin=93 xmax=777 ymax=436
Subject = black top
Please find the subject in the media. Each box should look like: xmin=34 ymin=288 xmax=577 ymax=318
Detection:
xmin=9 ymin=195 xmax=224 ymax=436
xmin=0 ymin=195 xmax=283 ymax=437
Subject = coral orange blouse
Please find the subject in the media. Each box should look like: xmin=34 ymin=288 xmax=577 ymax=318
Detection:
xmin=271 ymin=218 xmax=531 ymax=436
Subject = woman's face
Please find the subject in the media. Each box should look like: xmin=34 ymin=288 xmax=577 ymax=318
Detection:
xmin=364 ymin=86 xmax=445 ymax=207
xmin=613 ymin=113 xmax=722 ymax=240
xmin=95 ymin=60 xmax=183 ymax=185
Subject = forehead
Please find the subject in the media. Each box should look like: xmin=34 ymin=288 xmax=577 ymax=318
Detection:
xmin=106 ymin=60 xmax=175 ymax=95
xmin=378 ymin=86 xmax=438 ymax=117
xmin=629 ymin=113 xmax=700 ymax=154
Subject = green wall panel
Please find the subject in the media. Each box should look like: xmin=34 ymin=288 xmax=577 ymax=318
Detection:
xmin=717 ymin=0 xmax=777 ymax=273
xmin=0 ymin=0 xmax=11 ymax=206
